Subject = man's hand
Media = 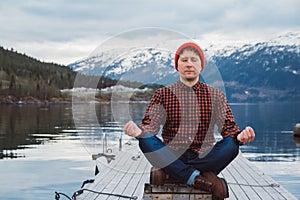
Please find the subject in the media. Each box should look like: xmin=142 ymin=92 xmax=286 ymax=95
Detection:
xmin=237 ymin=126 xmax=255 ymax=143
xmin=124 ymin=121 xmax=142 ymax=138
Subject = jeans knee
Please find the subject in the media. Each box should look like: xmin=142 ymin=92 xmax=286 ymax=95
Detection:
xmin=138 ymin=133 xmax=164 ymax=153
xmin=225 ymin=137 xmax=239 ymax=159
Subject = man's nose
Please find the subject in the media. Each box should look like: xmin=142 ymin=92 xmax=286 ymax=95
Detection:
xmin=186 ymin=60 xmax=193 ymax=67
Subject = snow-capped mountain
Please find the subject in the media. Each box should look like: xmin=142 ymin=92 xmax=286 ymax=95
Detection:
xmin=212 ymin=33 xmax=300 ymax=101
xmin=70 ymin=47 xmax=178 ymax=85
xmin=69 ymin=32 xmax=300 ymax=102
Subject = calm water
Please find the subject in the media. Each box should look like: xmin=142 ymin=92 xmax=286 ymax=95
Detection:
xmin=0 ymin=102 xmax=299 ymax=199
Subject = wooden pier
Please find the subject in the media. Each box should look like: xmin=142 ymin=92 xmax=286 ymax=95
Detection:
xmin=74 ymin=145 xmax=297 ymax=200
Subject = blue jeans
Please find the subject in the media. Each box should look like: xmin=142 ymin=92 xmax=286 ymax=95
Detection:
xmin=138 ymin=133 xmax=239 ymax=185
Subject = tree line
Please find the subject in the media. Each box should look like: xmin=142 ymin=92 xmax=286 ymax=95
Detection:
xmin=0 ymin=46 xmax=157 ymax=102
xmin=0 ymin=46 xmax=77 ymax=100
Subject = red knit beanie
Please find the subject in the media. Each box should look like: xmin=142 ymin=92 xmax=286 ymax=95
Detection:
xmin=174 ymin=42 xmax=205 ymax=71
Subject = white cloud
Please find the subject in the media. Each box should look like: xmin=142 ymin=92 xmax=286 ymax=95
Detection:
xmin=0 ymin=0 xmax=299 ymax=65
xmin=5 ymin=38 xmax=101 ymax=65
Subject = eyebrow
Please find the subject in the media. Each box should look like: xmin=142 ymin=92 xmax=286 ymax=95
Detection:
xmin=180 ymin=56 xmax=199 ymax=59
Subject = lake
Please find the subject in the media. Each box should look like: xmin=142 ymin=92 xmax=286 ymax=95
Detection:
xmin=0 ymin=102 xmax=299 ymax=199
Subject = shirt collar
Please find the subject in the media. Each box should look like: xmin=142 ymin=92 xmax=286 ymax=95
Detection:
xmin=177 ymin=80 xmax=202 ymax=91
xmin=192 ymin=80 xmax=202 ymax=90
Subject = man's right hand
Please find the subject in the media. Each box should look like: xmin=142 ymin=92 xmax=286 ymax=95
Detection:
xmin=124 ymin=121 xmax=142 ymax=138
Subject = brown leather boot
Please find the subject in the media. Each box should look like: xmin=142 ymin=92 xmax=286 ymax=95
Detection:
xmin=193 ymin=174 xmax=213 ymax=193
xmin=202 ymin=171 xmax=229 ymax=199
xmin=150 ymin=167 xmax=166 ymax=185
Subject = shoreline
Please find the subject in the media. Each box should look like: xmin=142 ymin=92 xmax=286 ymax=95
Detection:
xmin=0 ymin=95 xmax=150 ymax=105
xmin=0 ymin=91 xmax=153 ymax=105
xmin=1 ymin=94 xmax=300 ymax=105
xmin=0 ymin=95 xmax=72 ymax=105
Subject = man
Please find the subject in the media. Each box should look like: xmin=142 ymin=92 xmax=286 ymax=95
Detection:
xmin=124 ymin=42 xmax=255 ymax=199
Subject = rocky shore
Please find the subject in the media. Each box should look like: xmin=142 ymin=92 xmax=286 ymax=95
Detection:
xmin=0 ymin=91 xmax=153 ymax=105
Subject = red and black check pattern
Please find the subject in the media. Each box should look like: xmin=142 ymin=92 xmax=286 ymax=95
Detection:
xmin=140 ymin=80 xmax=241 ymax=153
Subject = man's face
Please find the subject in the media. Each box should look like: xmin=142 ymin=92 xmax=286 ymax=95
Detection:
xmin=177 ymin=50 xmax=202 ymax=81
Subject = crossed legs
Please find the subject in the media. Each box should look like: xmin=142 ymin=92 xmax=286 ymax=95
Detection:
xmin=138 ymin=133 xmax=239 ymax=185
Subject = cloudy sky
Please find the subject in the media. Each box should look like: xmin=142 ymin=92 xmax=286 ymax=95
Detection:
xmin=0 ymin=0 xmax=299 ymax=65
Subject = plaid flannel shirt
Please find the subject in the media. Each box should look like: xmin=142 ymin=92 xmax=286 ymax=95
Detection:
xmin=140 ymin=80 xmax=241 ymax=154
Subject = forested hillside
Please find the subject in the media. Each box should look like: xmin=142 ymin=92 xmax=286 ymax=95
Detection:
xmin=0 ymin=46 xmax=77 ymax=102
xmin=0 ymin=46 xmax=153 ymax=103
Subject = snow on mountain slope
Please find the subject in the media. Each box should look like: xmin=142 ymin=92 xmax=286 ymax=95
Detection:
xmin=69 ymin=32 xmax=300 ymax=84
xmin=69 ymin=32 xmax=300 ymax=101
xmin=70 ymin=47 xmax=178 ymax=85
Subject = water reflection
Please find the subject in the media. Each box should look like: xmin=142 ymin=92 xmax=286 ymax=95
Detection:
xmin=0 ymin=102 xmax=300 ymax=198
xmin=0 ymin=103 xmax=148 ymax=159
xmin=1 ymin=102 xmax=300 ymax=160
xmin=0 ymin=104 xmax=75 ymax=158
xmin=231 ymin=102 xmax=300 ymax=163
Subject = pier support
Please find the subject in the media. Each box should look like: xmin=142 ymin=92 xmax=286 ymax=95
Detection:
xmin=293 ymin=123 xmax=300 ymax=137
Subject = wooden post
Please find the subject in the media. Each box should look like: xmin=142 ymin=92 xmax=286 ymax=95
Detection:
xmin=293 ymin=123 xmax=300 ymax=137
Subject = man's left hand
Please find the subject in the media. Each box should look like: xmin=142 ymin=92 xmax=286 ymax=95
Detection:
xmin=237 ymin=126 xmax=255 ymax=143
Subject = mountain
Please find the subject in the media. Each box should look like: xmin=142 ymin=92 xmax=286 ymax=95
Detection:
xmin=212 ymin=32 xmax=300 ymax=102
xmin=69 ymin=32 xmax=300 ymax=102
xmin=69 ymin=47 xmax=178 ymax=85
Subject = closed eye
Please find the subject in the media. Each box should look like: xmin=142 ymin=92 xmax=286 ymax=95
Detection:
xmin=191 ymin=57 xmax=199 ymax=62
xmin=180 ymin=58 xmax=188 ymax=62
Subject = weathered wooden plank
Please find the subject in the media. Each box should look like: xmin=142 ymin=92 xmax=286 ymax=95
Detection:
xmin=221 ymin=166 xmax=249 ymax=199
xmin=92 ymin=151 xmax=139 ymax=200
xmin=96 ymin=156 xmax=135 ymax=199
xmin=131 ymin=162 xmax=152 ymax=199
xmin=78 ymin=151 xmax=132 ymax=200
xmin=228 ymin=155 xmax=265 ymax=200
xmin=75 ymin=148 xmax=297 ymax=200
xmin=237 ymin=155 xmax=297 ymax=200
xmin=232 ymin=155 xmax=279 ymax=200
xmin=261 ymin=172 xmax=297 ymax=200
xmin=76 ymin=163 xmax=111 ymax=199
xmin=121 ymin=156 xmax=151 ymax=199
xmin=106 ymin=153 xmax=147 ymax=200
